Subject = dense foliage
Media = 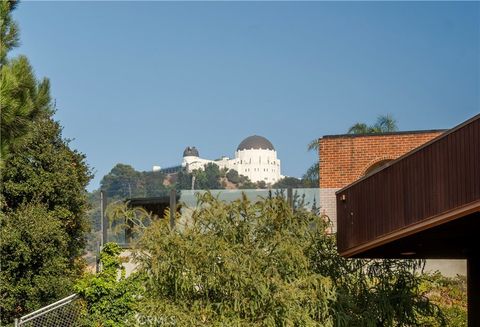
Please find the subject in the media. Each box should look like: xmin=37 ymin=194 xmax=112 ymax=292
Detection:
xmin=1 ymin=114 xmax=92 ymax=258
xmin=0 ymin=87 xmax=92 ymax=325
xmin=75 ymin=243 xmax=140 ymax=327
xmin=225 ymin=168 xmax=240 ymax=184
xmin=0 ymin=1 xmax=48 ymax=162
xmin=0 ymin=0 xmax=19 ymax=66
xmin=100 ymin=163 xmax=167 ymax=199
xmin=271 ymin=176 xmax=305 ymax=189
xmin=0 ymin=2 xmax=92 ymax=323
xmin=176 ymin=165 xmax=262 ymax=190
xmin=135 ymin=193 xmax=335 ymax=326
xmin=419 ymin=272 xmax=467 ymax=326
xmin=0 ymin=204 xmax=81 ymax=321
xmin=132 ymin=193 xmax=444 ymax=326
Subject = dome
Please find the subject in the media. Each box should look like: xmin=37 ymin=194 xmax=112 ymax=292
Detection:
xmin=183 ymin=146 xmax=199 ymax=157
xmin=237 ymin=135 xmax=275 ymax=151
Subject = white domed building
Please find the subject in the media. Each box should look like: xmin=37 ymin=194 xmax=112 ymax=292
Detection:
xmin=181 ymin=135 xmax=282 ymax=184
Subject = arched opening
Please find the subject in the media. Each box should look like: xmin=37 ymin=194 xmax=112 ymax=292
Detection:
xmin=364 ymin=159 xmax=393 ymax=176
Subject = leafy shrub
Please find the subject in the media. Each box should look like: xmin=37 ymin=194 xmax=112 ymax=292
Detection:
xmin=75 ymin=243 xmax=141 ymax=327
xmin=134 ymin=193 xmax=445 ymax=326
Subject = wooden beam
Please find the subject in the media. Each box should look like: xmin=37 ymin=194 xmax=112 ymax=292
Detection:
xmin=468 ymin=256 xmax=480 ymax=326
xmin=339 ymin=200 xmax=480 ymax=258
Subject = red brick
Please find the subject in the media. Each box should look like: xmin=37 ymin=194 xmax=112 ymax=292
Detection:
xmin=319 ymin=131 xmax=443 ymax=188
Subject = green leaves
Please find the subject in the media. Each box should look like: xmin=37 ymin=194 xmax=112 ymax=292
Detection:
xmin=2 ymin=116 xmax=92 ymax=257
xmin=135 ymin=193 xmax=336 ymax=326
xmin=132 ymin=193 xmax=445 ymax=326
xmin=100 ymin=163 xmax=168 ymax=198
xmin=0 ymin=12 xmax=93 ymax=321
xmin=0 ymin=0 xmax=19 ymax=65
xmin=348 ymin=114 xmax=399 ymax=134
xmin=0 ymin=56 xmax=51 ymax=161
xmin=419 ymin=272 xmax=467 ymax=326
xmin=75 ymin=243 xmax=141 ymax=327
xmin=0 ymin=203 xmax=76 ymax=321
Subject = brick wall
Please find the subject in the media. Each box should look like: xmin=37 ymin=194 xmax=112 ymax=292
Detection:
xmin=317 ymin=128 xmax=465 ymax=276
xmin=318 ymin=130 xmax=444 ymax=230
xmin=319 ymin=130 xmax=444 ymax=189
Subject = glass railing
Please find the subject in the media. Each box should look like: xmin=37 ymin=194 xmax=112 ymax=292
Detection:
xmin=105 ymin=188 xmax=321 ymax=247
xmin=178 ymin=188 xmax=319 ymax=211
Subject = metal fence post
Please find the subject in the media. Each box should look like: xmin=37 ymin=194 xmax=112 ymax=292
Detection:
xmin=101 ymin=190 xmax=107 ymax=246
xmin=169 ymin=189 xmax=176 ymax=229
xmin=287 ymin=187 xmax=293 ymax=211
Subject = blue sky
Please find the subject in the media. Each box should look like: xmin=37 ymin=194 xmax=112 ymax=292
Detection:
xmin=12 ymin=1 xmax=479 ymax=191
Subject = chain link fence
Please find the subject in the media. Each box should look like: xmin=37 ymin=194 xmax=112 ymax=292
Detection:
xmin=15 ymin=294 xmax=81 ymax=327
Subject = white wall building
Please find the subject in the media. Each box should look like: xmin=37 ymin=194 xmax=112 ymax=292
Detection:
xmin=181 ymin=135 xmax=283 ymax=184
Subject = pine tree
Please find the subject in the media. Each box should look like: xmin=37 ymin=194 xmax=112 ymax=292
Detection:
xmin=0 ymin=2 xmax=93 ymax=323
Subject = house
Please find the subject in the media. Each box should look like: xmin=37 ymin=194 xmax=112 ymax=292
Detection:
xmin=335 ymin=114 xmax=480 ymax=325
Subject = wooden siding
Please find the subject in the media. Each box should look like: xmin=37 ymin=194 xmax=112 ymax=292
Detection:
xmin=336 ymin=115 xmax=480 ymax=255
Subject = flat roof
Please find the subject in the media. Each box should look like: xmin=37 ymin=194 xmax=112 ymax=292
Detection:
xmin=322 ymin=129 xmax=446 ymax=139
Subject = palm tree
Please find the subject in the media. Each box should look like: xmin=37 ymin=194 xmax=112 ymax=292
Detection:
xmin=304 ymin=138 xmax=320 ymax=187
xmin=304 ymin=114 xmax=398 ymax=188
xmin=348 ymin=114 xmax=398 ymax=134
xmin=347 ymin=123 xmax=370 ymax=134
xmin=307 ymin=138 xmax=319 ymax=152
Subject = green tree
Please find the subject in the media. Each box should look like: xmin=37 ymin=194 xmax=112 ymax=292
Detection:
xmin=0 ymin=0 xmax=19 ymax=65
xmin=202 ymin=162 xmax=221 ymax=189
xmin=1 ymin=115 xmax=92 ymax=258
xmin=226 ymin=169 xmax=240 ymax=184
xmin=302 ymin=162 xmax=319 ymax=187
xmin=175 ymin=164 xmax=224 ymax=190
xmin=0 ymin=204 xmax=82 ymax=322
xmin=256 ymin=180 xmax=267 ymax=189
xmin=1 ymin=115 xmax=92 ymax=324
xmin=100 ymin=163 xmax=144 ymax=199
xmin=135 ymin=193 xmax=336 ymax=326
xmin=219 ymin=167 xmax=228 ymax=178
xmin=175 ymin=167 xmax=193 ymax=190
xmin=0 ymin=3 xmax=93 ymax=322
xmin=238 ymin=174 xmax=256 ymax=189
xmin=98 ymin=164 xmax=168 ymax=199
xmin=419 ymin=272 xmax=467 ymax=326
xmin=310 ymin=238 xmax=444 ymax=326
xmin=304 ymin=139 xmax=320 ymax=187
xmin=144 ymin=171 xmax=167 ymax=197
xmin=75 ymin=243 xmax=141 ymax=327
xmin=348 ymin=114 xmax=398 ymax=134
xmin=0 ymin=1 xmax=48 ymax=162
xmin=272 ymin=176 xmax=304 ymax=189
xmin=133 ymin=194 xmax=444 ymax=326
